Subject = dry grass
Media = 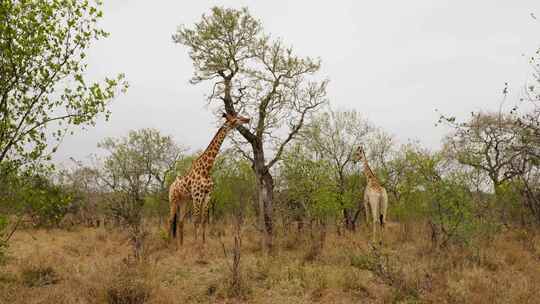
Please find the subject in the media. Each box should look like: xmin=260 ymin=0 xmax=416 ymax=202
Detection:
xmin=1 ymin=221 xmax=539 ymax=303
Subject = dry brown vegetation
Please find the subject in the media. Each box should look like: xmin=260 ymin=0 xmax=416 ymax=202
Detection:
xmin=1 ymin=221 xmax=540 ymax=304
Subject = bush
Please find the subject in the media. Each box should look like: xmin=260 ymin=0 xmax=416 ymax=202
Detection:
xmin=385 ymin=146 xmax=482 ymax=247
xmin=212 ymin=152 xmax=256 ymax=220
xmin=428 ymin=177 xmax=477 ymax=247
xmin=340 ymin=269 xmax=370 ymax=297
xmin=25 ymin=185 xmax=71 ymax=228
xmin=1 ymin=172 xmax=71 ymax=228
xmin=107 ymin=274 xmax=151 ymax=304
xmin=21 ymin=265 xmax=59 ymax=287
xmin=0 ymin=215 xmax=8 ymax=263
xmin=281 ymin=147 xmax=342 ymax=227
xmin=350 ymin=254 xmax=375 ymax=271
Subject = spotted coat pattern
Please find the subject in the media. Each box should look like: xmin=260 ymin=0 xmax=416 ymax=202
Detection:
xmin=168 ymin=114 xmax=249 ymax=246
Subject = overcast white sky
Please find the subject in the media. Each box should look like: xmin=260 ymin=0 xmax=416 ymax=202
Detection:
xmin=54 ymin=0 xmax=539 ymax=166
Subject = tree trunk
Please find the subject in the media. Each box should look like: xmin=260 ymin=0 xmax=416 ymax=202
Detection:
xmin=252 ymin=145 xmax=274 ymax=253
xmin=256 ymin=170 xmax=274 ymax=252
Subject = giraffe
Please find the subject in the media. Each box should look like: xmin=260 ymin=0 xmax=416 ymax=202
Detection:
xmin=354 ymin=145 xmax=388 ymax=243
xmin=168 ymin=112 xmax=250 ymax=247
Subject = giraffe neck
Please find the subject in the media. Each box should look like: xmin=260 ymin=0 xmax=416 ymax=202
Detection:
xmin=362 ymin=157 xmax=380 ymax=188
xmin=194 ymin=124 xmax=232 ymax=176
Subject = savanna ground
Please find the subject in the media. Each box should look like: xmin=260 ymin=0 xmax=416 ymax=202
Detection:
xmin=1 ymin=220 xmax=540 ymax=304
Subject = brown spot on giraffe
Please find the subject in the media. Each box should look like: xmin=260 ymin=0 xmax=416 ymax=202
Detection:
xmin=168 ymin=112 xmax=250 ymax=247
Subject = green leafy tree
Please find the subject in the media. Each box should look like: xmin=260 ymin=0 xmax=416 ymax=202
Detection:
xmin=0 ymin=170 xmax=71 ymax=228
xmin=94 ymin=128 xmax=185 ymax=225
xmin=174 ymin=7 xmax=328 ymax=250
xmin=212 ymin=150 xmax=257 ymax=221
xmin=300 ymin=109 xmax=372 ymax=230
xmin=0 ymin=0 xmax=127 ymax=171
xmin=23 ymin=175 xmax=71 ymax=227
xmin=386 ymin=144 xmax=477 ymax=247
xmin=280 ymin=145 xmax=341 ymax=224
xmin=280 ymin=145 xmax=340 ymax=255
xmin=91 ymin=129 xmax=185 ymax=259
xmin=384 ymin=144 xmax=440 ymax=221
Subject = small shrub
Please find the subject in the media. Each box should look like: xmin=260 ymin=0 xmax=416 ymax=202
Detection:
xmin=21 ymin=265 xmax=59 ymax=287
xmin=349 ymin=253 xmax=375 ymax=271
xmin=308 ymin=269 xmax=329 ymax=301
xmin=0 ymin=215 xmax=8 ymax=264
xmin=158 ymin=229 xmax=170 ymax=242
xmin=0 ymin=242 xmax=7 ymax=264
xmin=466 ymin=246 xmax=500 ymax=271
xmin=351 ymin=248 xmax=421 ymax=301
xmin=391 ymin=290 xmax=421 ymax=303
xmin=221 ymin=225 xmax=250 ymax=300
xmin=0 ymin=272 xmax=17 ymax=284
xmin=341 ymin=270 xmax=371 ymax=298
xmin=283 ymin=234 xmax=302 ymax=250
xmin=287 ymin=265 xmax=307 ymax=287
xmin=303 ymin=245 xmax=321 ymax=263
xmin=428 ymin=178 xmax=477 ymax=248
xmin=106 ymin=276 xmax=150 ymax=304
xmin=251 ymin=258 xmax=271 ymax=282
xmin=303 ymin=225 xmax=327 ymax=263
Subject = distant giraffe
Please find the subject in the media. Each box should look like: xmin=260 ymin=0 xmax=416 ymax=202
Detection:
xmin=354 ymin=145 xmax=388 ymax=243
xmin=168 ymin=113 xmax=250 ymax=247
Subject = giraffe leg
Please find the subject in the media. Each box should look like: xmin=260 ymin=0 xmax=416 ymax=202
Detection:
xmin=168 ymin=200 xmax=178 ymax=241
xmin=364 ymin=191 xmax=373 ymax=243
xmin=201 ymin=195 xmax=211 ymax=245
xmin=192 ymin=197 xmax=202 ymax=245
xmin=193 ymin=192 xmax=211 ymax=259
xmin=380 ymin=191 xmax=388 ymax=245
xmin=194 ymin=221 xmax=199 ymax=243
xmin=177 ymin=199 xmax=188 ymax=246
xmin=202 ymin=216 xmax=207 ymax=244
xmin=369 ymin=196 xmax=378 ymax=244
xmin=363 ymin=192 xmax=370 ymax=228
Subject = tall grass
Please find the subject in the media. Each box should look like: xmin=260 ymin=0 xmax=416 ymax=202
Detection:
xmin=0 ymin=220 xmax=539 ymax=303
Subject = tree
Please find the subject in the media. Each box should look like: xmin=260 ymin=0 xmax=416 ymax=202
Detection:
xmin=280 ymin=144 xmax=340 ymax=255
xmin=212 ymin=149 xmax=257 ymax=221
xmin=0 ymin=167 xmax=73 ymax=228
xmin=385 ymin=143 xmax=477 ymax=247
xmin=174 ymin=7 xmax=328 ymax=250
xmin=300 ymin=109 xmax=371 ymax=230
xmin=57 ymin=165 xmax=104 ymax=227
xmin=90 ymin=129 xmax=185 ymax=259
xmin=0 ymin=0 xmax=127 ymax=171
xmin=441 ymin=112 xmax=521 ymax=196
xmin=94 ymin=129 xmax=185 ymax=223
xmin=510 ymin=46 xmax=540 ymax=224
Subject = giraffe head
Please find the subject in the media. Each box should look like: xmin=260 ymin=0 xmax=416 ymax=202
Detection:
xmin=222 ymin=112 xmax=250 ymax=128
xmin=353 ymin=145 xmax=366 ymax=163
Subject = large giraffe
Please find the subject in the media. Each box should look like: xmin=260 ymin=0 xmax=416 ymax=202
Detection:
xmin=168 ymin=113 xmax=250 ymax=247
xmin=354 ymin=145 xmax=388 ymax=243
